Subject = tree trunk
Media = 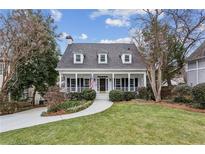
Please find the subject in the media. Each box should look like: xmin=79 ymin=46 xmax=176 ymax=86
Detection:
xmin=155 ymin=95 xmax=161 ymax=102
xmin=156 ymin=66 xmax=162 ymax=102
xmin=167 ymin=77 xmax=172 ymax=87
xmin=147 ymin=67 xmax=158 ymax=101
xmin=147 ymin=65 xmax=162 ymax=102
xmin=32 ymin=88 xmax=36 ymax=106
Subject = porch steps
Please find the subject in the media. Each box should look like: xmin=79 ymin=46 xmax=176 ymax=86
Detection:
xmin=96 ymin=93 xmax=109 ymax=100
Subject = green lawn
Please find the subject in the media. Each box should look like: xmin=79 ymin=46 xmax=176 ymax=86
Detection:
xmin=0 ymin=102 xmax=205 ymax=144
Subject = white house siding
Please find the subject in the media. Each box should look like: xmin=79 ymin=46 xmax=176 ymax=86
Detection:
xmin=187 ymin=70 xmax=197 ymax=86
xmin=187 ymin=58 xmax=205 ymax=86
xmin=0 ymin=75 xmax=2 ymax=89
xmin=199 ymin=69 xmax=205 ymax=83
xmin=188 ymin=61 xmax=196 ymax=69
xmin=199 ymin=58 xmax=205 ymax=67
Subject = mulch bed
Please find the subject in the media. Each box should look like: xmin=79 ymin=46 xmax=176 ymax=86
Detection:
xmin=159 ymin=101 xmax=205 ymax=114
xmin=134 ymin=99 xmax=205 ymax=114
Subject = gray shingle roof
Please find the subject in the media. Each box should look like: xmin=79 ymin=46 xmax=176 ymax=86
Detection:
xmin=57 ymin=43 xmax=146 ymax=69
xmin=187 ymin=41 xmax=205 ymax=61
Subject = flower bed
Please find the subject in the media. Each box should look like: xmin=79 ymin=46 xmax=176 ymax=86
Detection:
xmin=41 ymin=100 xmax=93 ymax=116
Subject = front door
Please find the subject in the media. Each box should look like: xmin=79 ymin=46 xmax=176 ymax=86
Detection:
xmin=100 ymin=78 xmax=106 ymax=92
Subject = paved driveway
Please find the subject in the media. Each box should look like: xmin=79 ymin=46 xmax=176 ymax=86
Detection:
xmin=0 ymin=94 xmax=113 ymax=133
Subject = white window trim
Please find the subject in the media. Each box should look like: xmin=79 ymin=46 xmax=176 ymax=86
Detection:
xmin=122 ymin=54 xmax=132 ymax=64
xmin=74 ymin=53 xmax=84 ymax=64
xmin=98 ymin=54 xmax=108 ymax=64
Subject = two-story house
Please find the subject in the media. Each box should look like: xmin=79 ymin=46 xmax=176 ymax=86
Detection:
xmin=56 ymin=39 xmax=147 ymax=93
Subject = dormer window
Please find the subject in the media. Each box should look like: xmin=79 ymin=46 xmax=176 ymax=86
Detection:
xmin=74 ymin=53 xmax=84 ymax=64
xmin=98 ymin=54 xmax=108 ymax=64
xmin=122 ymin=54 xmax=132 ymax=64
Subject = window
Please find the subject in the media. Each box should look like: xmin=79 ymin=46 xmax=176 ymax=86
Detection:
xmin=0 ymin=63 xmax=3 ymax=75
xmin=130 ymin=79 xmax=134 ymax=91
xmin=100 ymin=55 xmax=105 ymax=62
xmin=98 ymin=54 xmax=108 ymax=64
xmin=74 ymin=54 xmax=84 ymax=64
xmin=115 ymin=79 xmax=121 ymax=90
xmin=76 ymin=55 xmax=81 ymax=62
xmin=135 ymin=78 xmax=138 ymax=87
xmin=125 ymin=55 xmax=130 ymax=62
xmin=71 ymin=79 xmax=76 ymax=91
xmin=122 ymin=54 xmax=132 ymax=64
xmin=84 ymin=79 xmax=90 ymax=87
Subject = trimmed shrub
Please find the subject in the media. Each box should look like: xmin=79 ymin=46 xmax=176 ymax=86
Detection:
xmin=70 ymin=92 xmax=82 ymax=100
xmin=192 ymin=83 xmax=205 ymax=109
xmin=173 ymin=96 xmax=192 ymax=104
xmin=109 ymin=90 xmax=124 ymax=102
xmin=124 ymin=92 xmax=135 ymax=101
xmin=137 ymin=87 xmax=148 ymax=99
xmin=82 ymin=89 xmax=96 ymax=100
xmin=172 ymin=84 xmax=192 ymax=98
xmin=47 ymin=104 xmax=59 ymax=113
xmin=172 ymin=84 xmax=192 ymax=104
xmin=161 ymin=86 xmax=174 ymax=99
xmin=137 ymin=87 xmax=154 ymax=100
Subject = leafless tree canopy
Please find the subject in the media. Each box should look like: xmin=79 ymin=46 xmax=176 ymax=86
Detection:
xmin=132 ymin=9 xmax=205 ymax=102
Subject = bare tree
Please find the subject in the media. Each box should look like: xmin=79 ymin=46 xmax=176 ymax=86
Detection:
xmin=0 ymin=10 xmax=56 ymax=102
xmin=133 ymin=9 xmax=205 ymax=102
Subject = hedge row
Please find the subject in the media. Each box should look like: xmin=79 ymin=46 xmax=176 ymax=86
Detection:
xmin=109 ymin=90 xmax=136 ymax=102
xmin=172 ymin=83 xmax=205 ymax=109
xmin=192 ymin=83 xmax=205 ymax=109
xmin=69 ymin=89 xmax=96 ymax=101
xmin=137 ymin=87 xmax=154 ymax=100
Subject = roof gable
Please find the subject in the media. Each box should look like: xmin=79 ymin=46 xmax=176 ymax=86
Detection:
xmin=187 ymin=41 xmax=205 ymax=61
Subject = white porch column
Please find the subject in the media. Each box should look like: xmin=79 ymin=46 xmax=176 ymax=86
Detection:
xmin=112 ymin=73 xmax=114 ymax=90
xmin=143 ymin=72 xmax=147 ymax=87
xmin=128 ymin=73 xmax=130 ymax=91
xmin=75 ymin=73 xmax=78 ymax=92
xmin=65 ymin=76 xmax=67 ymax=92
xmin=59 ymin=72 xmax=62 ymax=88
xmin=196 ymin=60 xmax=199 ymax=84
xmin=91 ymin=73 xmax=94 ymax=89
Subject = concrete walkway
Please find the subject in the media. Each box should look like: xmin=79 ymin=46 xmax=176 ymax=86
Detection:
xmin=0 ymin=94 xmax=113 ymax=133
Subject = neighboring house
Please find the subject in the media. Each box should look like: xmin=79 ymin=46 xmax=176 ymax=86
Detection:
xmin=186 ymin=41 xmax=205 ymax=86
xmin=56 ymin=40 xmax=147 ymax=93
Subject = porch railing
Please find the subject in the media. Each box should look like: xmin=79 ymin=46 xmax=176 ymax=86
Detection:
xmin=60 ymin=86 xmax=141 ymax=93
xmin=114 ymin=87 xmax=139 ymax=92
xmin=61 ymin=86 xmax=90 ymax=93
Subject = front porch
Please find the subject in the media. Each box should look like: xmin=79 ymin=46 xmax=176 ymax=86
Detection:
xmin=59 ymin=72 xmax=146 ymax=93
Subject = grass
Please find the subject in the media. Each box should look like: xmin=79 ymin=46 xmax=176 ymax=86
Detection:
xmin=0 ymin=101 xmax=205 ymax=144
